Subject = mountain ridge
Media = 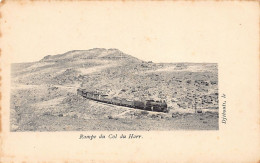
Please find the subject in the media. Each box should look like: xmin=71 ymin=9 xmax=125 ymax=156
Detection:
xmin=40 ymin=48 xmax=141 ymax=63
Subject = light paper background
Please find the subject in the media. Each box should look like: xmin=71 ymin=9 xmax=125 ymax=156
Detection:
xmin=0 ymin=1 xmax=259 ymax=162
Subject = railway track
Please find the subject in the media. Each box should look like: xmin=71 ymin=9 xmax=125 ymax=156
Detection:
xmin=77 ymin=88 xmax=168 ymax=113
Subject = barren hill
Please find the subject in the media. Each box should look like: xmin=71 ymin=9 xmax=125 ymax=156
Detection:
xmin=11 ymin=48 xmax=219 ymax=131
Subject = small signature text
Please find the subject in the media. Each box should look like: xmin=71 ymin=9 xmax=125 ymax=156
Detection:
xmin=221 ymin=94 xmax=227 ymax=124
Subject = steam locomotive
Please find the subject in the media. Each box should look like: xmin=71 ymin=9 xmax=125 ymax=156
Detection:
xmin=77 ymin=88 xmax=168 ymax=113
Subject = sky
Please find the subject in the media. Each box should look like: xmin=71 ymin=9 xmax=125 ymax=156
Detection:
xmin=0 ymin=1 xmax=258 ymax=63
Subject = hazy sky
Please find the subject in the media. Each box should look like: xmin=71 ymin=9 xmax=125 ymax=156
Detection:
xmin=1 ymin=1 xmax=258 ymax=63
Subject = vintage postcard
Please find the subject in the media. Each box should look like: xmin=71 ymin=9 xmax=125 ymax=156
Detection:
xmin=0 ymin=0 xmax=259 ymax=162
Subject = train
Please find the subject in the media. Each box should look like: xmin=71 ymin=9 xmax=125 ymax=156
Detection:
xmin=77 ymin=88 xmax=168 ymax=113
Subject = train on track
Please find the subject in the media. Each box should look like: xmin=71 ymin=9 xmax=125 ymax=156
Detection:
xmin=77 ymin=88 xmax=168 ymax=113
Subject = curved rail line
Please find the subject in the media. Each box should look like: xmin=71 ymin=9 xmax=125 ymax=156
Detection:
xmin=77 ymin=88 xmax=168 ymax=113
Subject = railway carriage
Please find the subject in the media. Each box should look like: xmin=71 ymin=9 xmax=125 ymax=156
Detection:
xmin=93 ymin=93 xmax=100 ymax=101
xmin=121 ymin=98 xmax=133 ymax=107
xmin=133 ymin=100 xmax=146 ymax=109
xmin=77 ymin=88 xmax=168 ymax=113
xmin=86 ymin=92 xmax=93 ymax=99
xmin=100 ymin=95 xmax=110 ymax=103
xmin=111 ymin=97 xmax=122 ymax=106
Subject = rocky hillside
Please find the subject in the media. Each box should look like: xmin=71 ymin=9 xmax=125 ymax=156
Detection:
xmin=11 ymin=48 xmax=219 ymax=131
xmin=12 ymin=48 xmax=218 ymax=110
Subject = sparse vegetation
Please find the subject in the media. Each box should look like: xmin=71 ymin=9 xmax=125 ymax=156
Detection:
xmin=11 ymin=48 xmax=219 ymax=131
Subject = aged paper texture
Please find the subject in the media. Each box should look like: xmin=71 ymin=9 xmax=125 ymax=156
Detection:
xmin=0 ymin=0 xmax=259 ymax=162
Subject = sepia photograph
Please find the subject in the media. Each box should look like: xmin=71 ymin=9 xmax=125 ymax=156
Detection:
xmin=1 ymin=1 xmax=259 ymax=162
xmin=11 ymin=48 xmax=219 ymax=131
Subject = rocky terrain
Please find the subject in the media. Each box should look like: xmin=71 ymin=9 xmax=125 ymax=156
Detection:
xmin=11 ymin=48 xmax=219 ymax=131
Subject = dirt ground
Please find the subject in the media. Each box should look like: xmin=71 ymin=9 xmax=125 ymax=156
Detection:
xmin=10 ymin=85 xmax=218 ymax=131
xmin=10 ymin=49 xmax=219 ymax=131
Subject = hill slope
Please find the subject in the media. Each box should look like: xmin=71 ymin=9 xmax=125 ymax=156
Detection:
xmin=10 ymin=48 xmax=219 ymax=131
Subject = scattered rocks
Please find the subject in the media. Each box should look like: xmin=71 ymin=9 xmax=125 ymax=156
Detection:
xmin=10 ymin=49 xmax=219 ymax=131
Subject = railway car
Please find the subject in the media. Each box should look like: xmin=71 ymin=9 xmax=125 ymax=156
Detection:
xmin=111 ymin=97 xmax=122 ymax=106
xmin=133 ymin=100 xmax=146 ymax=109
xmin=86 ymin=92 xmax=93 ymax=99
xmin=99 ymin=94 xmax=106 ymax=101
xmin=93 ymin=93 xmax=100 ymax=101
xmin=77 ymin=88 xmax=168 ymax=113
xmin=121 ymin=98 xmax=133 ymax=107
xmin=100 ymin=95 xmax=111 ymax=104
